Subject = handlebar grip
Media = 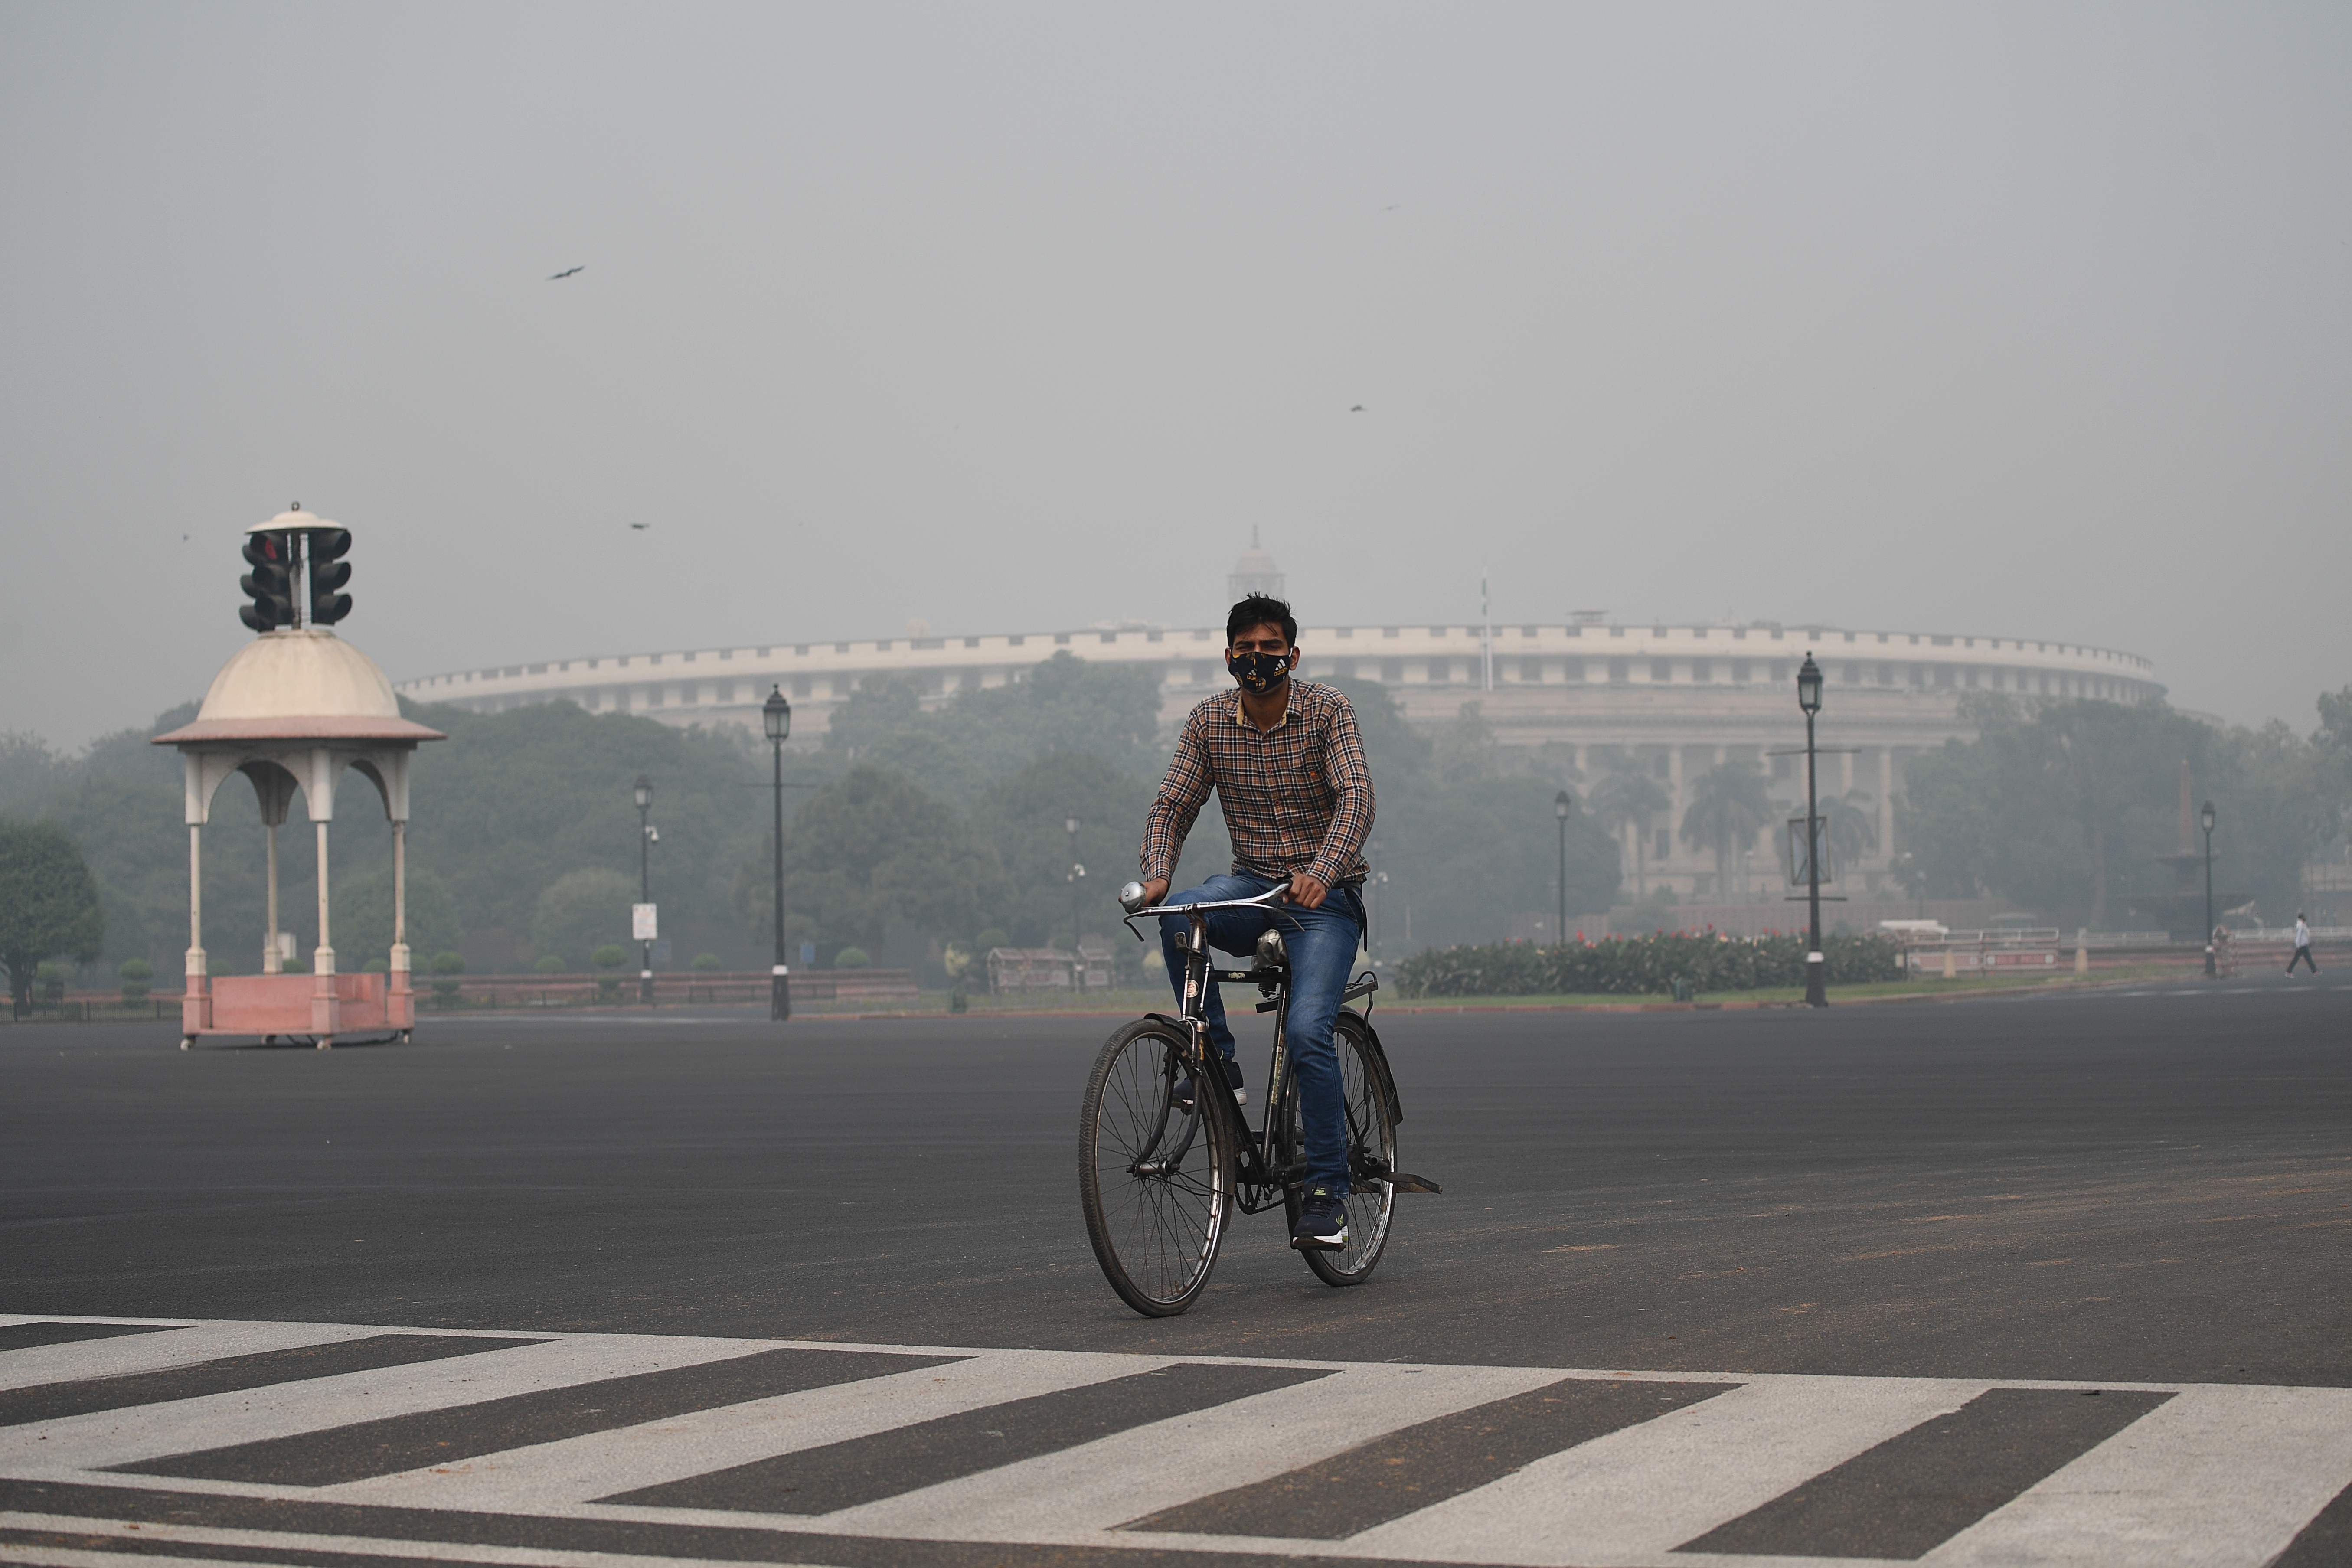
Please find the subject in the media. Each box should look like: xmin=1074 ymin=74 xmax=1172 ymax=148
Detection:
xmin=1117 ymin=880 xmax=1151 ymax=914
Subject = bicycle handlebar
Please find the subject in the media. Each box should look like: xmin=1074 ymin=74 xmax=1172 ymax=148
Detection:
xmin=1115 ymin=879 xmax=1289 ymax=926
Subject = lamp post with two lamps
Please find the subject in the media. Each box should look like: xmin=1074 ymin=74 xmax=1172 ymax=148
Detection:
xmin=764 ymin=686 xmax=793 ymax=1021
xmin=1797 ymin=653 xmax=1828 ymax=1009
xmin=2202 ymin=799 xmax=2218 ymax=978
xmin=633 ymin=774 xmax=655 ymax=1005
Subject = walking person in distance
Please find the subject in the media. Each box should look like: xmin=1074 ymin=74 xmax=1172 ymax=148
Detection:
xmin=2287 ymin=912 xmax=2319 ymax=975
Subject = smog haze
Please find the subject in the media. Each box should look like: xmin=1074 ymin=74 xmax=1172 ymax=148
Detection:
xmin=3 ymin=1 xmax=2347 ymax=747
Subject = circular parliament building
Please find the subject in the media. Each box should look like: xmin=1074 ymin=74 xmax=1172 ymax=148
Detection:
xmin=397 ymin=544 xmax=2160 ymax=902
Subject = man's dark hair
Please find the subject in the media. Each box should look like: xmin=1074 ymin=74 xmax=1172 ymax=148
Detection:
xmin=1226 ymin=594 xmax=1298 ymax=647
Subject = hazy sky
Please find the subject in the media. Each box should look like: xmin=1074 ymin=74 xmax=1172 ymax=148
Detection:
xmin=4 ymin=1 xmax=2346 ymax=748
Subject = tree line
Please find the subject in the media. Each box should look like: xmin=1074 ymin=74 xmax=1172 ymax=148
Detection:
xmin=0 ymin=652 xmax=1622 ymax=990
xmin=9 ymin=668 xmax=2345 ymax=1000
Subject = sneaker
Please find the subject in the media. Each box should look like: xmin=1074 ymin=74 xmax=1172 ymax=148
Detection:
xmin=1291 ymin=1187 xmax=1349 ymax=1251
xmin=1173 ymin=1058 xmax=1246 ymax=1115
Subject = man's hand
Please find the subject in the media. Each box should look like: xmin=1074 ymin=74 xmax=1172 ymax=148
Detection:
xmin=1287 ymin=870 xmax=1330 ymax=909
xmin=1140 ymin=877 xmax=1170 ymax=907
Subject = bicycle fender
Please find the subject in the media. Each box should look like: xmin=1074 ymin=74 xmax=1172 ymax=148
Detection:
xmin=1338 ymin=1006 xmax=1404 ymax=1125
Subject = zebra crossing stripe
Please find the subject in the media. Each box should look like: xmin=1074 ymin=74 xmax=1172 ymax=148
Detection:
xmin=830 ymin=1361 xmax=1559 ymax=1544
xmin=0 ymin=1326 xmax=173 ymax=1358
xmin=5 ymin=1316 xmax=2352 ymax=1568
xmin=1923 ymin=1382 xmax=2352 ymax=1566
xmin=0 ymin=1336 xmax=548 ymax=1430
xmin=1344 ymin=1373 xmax=1996 ymax=1564
xmin=605 ymin=1361 xmax=1331 ymax=1516
xmin=1678 ymin=1385 xmax=2172 ymax=1558
xmin=10 ymin=1333 xmax=818 ymax=1477
xmin=1128 ymin=1377 xmax=1736 ymax=1540
xmin=120 ymin=1347 xmax=956 ymax=1487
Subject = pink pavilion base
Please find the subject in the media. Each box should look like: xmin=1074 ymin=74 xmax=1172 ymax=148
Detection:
xmin=185 ymin=971 xmax=412 ymax=1040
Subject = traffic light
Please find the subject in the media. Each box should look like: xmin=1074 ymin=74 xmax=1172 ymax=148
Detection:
xmin=239 ymin=533 xmax=294 ymax=632
xmin=307 ymin=527 xmax=353 ymax=626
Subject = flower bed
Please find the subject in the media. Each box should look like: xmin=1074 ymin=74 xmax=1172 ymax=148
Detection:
xmin=1393 ymin=932 xmax=1904 ymax=998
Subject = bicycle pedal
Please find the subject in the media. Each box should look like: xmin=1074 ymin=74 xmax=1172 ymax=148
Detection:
xmin=1384 ymin=1172 xmax=1443 ymax=1193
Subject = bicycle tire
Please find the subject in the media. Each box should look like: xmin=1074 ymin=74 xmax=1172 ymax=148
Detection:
xmin=1281 ymin=1013 xmax=1399 ymax=1287
xmin=1080 ymin=1018 xmax=1236 ymax=1317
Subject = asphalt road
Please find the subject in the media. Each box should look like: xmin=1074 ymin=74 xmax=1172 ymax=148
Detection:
xmin=7 ymin=978 xmax=2349 ymax=1387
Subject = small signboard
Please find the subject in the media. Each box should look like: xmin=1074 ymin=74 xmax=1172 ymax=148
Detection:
xmin=1784 ymin=816 xmax=1834 ymax=887
xmin=631 ymin=903 xmax=659 ymax=941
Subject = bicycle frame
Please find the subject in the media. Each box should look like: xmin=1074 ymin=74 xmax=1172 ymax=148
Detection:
xmin=1124 ymin=888 xmax=1376 ymax=1214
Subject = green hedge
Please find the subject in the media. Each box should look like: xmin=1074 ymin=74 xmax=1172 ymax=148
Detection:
xmin=1393 ymin=933 xmax=1904 ymax=998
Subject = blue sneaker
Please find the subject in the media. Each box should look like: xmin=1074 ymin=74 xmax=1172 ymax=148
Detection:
xmin=1291 ymin=1187 xmax=1349 ymax=1251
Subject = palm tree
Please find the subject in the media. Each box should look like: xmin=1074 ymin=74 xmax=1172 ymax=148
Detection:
xmin=1591 ymin=767 xmax=1670 ymax=899
xmin=1680 ymin=762 xmax=1774 ymax=899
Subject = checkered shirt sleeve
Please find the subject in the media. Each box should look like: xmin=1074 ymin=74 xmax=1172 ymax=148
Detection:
xmin=1139 ymin=683 xmax=1376 ymax=890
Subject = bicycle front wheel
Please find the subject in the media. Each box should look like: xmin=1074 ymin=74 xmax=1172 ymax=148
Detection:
xmin=1283 ymin=1013 xmax=1399 ymax=1287
xmin=1079 ymin=1018 xmax=1235 ymax=1317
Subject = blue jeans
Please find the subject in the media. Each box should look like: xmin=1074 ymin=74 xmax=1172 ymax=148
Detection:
xmin=1159 ymin=871 xmax=1365 ymax=1197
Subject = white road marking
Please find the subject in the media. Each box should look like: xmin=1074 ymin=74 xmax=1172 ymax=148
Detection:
xmin=1348 ymin=1374 xmax=1987 ymax=1566
xmin=0 ymin=1332 xmax=782 ymax=1474
xmin=3 ymin=1317 xmax=2347 ymax=1568
xmin=330 ymin=1347 xmax=1160 ymax=1512
xmin=829 ymin=1361 xmax=1554 ymax=1541
xmin=1923 ymin=1382 xmax=2352 ymax=1568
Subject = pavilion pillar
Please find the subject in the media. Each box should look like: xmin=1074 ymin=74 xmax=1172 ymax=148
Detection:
xmin=262 ymin=821 xmax=281 ymax=974
xmin=388 ymin=818 xmax=412 ymax=1028
xmin=182 ymin=824 xmax=210 ymax=1042
xmin=311 ymin=818 xmax=339 ymax=1045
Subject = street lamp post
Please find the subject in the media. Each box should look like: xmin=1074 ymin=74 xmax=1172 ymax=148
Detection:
xmin=1065 ymin=816 xmax=1084 ymax=990
xmin=1797 ymin=653 xmax=1828 ymax=1009
xmin=633 ymin=774 xmax=654 ymax=1005
xmin=764 ymin=686 xmax=793 ymax=1021
xmin=2201 ymin=800 xmax=2217 ymax=978
xmin=1553 ymin=791 xmax=1572 ymax=945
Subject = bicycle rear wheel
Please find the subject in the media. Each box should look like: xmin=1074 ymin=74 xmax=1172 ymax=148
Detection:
xmin=1080 ymin=1018 xmax=1235 ymax=1317
xmin=1282 ymin=1014 xmax=1398 ymax=1286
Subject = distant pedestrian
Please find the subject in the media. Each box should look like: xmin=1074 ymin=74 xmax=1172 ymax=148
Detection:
xmin=2287 ymin=913 xmax=2318 ymax=975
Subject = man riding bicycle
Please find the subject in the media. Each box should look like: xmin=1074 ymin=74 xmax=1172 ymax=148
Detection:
xmin=1136 ymin=592 xmax=1375 ymax=1253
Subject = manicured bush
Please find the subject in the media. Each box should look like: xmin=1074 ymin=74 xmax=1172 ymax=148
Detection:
xmin=833 ymin=947 xmax=871 ymax=970
xmin=591 ymin=944 xmax=628 ymax=971
xmin=362 ymin=957 xmax=389 ymax=974
xmin=429 ymin=950 xmax=465 ymax=1003
xmin=1393 ymin=932 xmax=1904 ymax=999
xmin=691 ymin=952 xmax=722 ymax=973
xmin=118 ymin=957 xmax=152 ymax=1005
xmin=535 ymin=954 xmax=566 ymax=975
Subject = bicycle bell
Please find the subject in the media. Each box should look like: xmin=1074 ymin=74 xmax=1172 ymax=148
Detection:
xmin=1255 ymin=929 xmax=1287 ymax=969
xmin=1117 ymin=880 xmax=1150 ymax=913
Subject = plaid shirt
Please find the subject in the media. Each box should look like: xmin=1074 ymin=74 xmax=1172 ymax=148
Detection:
xmin=1140 ymin=681 xmax=1375 ymax=890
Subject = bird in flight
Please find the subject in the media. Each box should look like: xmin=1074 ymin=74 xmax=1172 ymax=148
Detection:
xmin=547 ymin=265 xmax=585 ymax=281
xmin=1350 ymin=404 xmax=1365 ymax=412
xmin=629 ymin=523 xmax=650 ymax=531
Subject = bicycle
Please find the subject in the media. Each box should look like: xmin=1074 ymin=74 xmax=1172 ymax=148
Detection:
xmin=1078 ymin=880 xmax=1440 ymax=1317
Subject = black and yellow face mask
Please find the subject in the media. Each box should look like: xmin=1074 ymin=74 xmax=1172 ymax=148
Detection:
xmin=1227 ymin=648 xmax=1294 ymax=694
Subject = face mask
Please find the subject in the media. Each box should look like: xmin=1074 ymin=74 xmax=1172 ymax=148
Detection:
xmin=1227 ymin=649 xmax=1291 ymax=694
